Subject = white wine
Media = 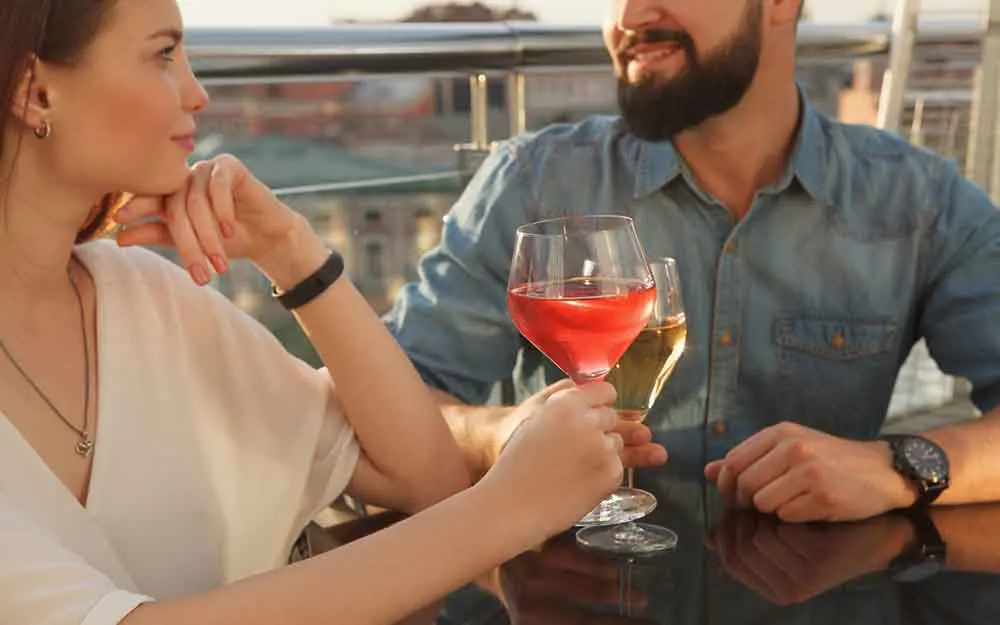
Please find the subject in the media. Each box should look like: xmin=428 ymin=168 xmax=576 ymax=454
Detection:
xmin=607 ymin=315 xmax=687 ymax=422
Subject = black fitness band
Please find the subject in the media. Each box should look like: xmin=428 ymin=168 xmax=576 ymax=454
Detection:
xmin=271 ymin=250 xmax=345 ymax=310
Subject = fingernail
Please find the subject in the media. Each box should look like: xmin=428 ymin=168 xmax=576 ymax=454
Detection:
xmin=210 ymin=254 xmax=228 ymax=273
xmin=190 ymin=264 xmax=211 ymax=285
xmin=221 ymin=222 xmax=235 ymax=238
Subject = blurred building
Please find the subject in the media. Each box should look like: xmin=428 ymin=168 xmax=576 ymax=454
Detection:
xmin=196 ymin=134 xmax=457 ymax=326
xmin=837 ymin=57 xmax=976 ymax=169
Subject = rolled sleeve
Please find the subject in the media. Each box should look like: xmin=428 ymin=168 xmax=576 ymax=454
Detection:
xmin=920 ymin=162 xmax=1000 ymax=413
xmin=81 ymin=591 xmax=151 ymax=625
xmin=0 ymin=492 xmax=153 ymax=625
xmin=384 ymin=141 xmax=536 ymax=404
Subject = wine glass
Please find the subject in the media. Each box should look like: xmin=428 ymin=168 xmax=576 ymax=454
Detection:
xmin=507 ymin=215 xmax=655 ymax=525
xmin=576 ymin=258 xmax=686 ymax=554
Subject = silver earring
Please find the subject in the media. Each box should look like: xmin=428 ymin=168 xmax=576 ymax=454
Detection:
xmin=33 ymin=120 xmax=51 ymax=139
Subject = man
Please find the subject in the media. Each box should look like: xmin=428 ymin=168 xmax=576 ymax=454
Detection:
xmin=384 ymin=0 xmax=1000 ymax=522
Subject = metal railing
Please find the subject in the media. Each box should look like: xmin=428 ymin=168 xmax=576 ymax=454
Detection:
xmin=185 ymin=21 xmax=985 ymax=81
xmin=271 ymin=171 xmax=463 ymax=198
xmin=186 ymin=20 xmax=994 ymax=193
xmin=187 ymin=19 xmax=997 ymax=421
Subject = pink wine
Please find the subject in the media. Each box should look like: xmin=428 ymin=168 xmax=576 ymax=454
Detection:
xmin=508 ymin=279 xmax=655 ymax=383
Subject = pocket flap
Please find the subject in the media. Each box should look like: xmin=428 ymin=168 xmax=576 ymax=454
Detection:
xmin=774 ymin=317 xmax=897 ymax=360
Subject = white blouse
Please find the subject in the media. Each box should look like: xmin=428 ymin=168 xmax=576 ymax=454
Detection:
xmin=0 ymin=240 xmax=360 ymax=624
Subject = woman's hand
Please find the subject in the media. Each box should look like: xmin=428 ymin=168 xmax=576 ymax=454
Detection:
xmin=479 ymin=382 xmax=625 ymax=540
xmin=115 ymin=154 xmax=326 ymax=289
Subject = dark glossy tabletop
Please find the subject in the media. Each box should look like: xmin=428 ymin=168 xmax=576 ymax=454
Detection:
xmin=354 ymin=464 xmax=1000 ymax=625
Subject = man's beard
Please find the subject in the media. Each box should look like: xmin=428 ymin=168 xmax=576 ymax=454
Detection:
xmin=616 ymin=2 xmax=763 ymax=141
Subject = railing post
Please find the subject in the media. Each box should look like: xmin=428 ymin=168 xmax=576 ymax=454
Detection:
xmin=507 ymin=72 xmax=528 ymax=138
xmin=454 ymin=73 xmax=494 ymax=184
xmin=988 ymin=0 xmax=1000 ymax=205
xmin=908 ymin=96 xmax=926 ymax=146
xmin=469 ymin=73 xmax=490 ymax=151
xmin=967 ymin=0 xmax=1000 ymax=197
xmin=876 ymin=0 xmax=921 ymax=133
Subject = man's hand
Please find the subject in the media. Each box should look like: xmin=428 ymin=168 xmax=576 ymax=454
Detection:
xmin=704 ymin=422 xmax=916 ymax=522
xmin=707 ymin=510 xmax=914 ymax=605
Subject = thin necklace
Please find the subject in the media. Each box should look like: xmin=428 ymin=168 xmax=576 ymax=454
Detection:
xmin=0 ymin=267 xmax=94 ymax=458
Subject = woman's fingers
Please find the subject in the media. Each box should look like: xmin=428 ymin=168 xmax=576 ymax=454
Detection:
xmin=164 ymin=179 xmax=212 ymax=285
xmin=114 ymin=195 xmax=164 ymax=226
xmin=208 ymin=160 xmax=237 ymax=239
xmin=185 ymin=162 xmax=229 ymax=275
xmin=116 ymin=222 xmax=173 ymax=248
xmin=116 ymin=159 xmax=239 ymax=285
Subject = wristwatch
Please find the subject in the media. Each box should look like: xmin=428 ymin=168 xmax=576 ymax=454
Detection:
xmin=888 ymin=508 xmax=947 ymax=583
xmin=881 ymin=434 xmax=950 ymax=508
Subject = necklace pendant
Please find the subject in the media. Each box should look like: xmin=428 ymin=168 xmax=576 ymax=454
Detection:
xmin=75 ymin=436 xmax=95 ymax=458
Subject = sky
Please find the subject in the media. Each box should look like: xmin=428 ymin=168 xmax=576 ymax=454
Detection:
xmin=176 ymin=0 xmax=987 ymax=27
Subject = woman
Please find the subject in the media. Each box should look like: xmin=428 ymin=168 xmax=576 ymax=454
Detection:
xmin=0 ymin=0 xmax=640 ymax=623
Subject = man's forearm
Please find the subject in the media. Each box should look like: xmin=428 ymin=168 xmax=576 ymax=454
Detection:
xmin=923 ymin=407 xmax=1000 ymax=506
xmin=432 ymin=381 xmax=668 ymax=482
xmin=431 ymin=388 xmax=514 ymax=482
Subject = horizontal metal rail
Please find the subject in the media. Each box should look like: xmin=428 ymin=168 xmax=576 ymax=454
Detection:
xmin=187 ymin=21 xmax=985 ymax=83
xmin=271 ymin=171 xmax=464 ymax=198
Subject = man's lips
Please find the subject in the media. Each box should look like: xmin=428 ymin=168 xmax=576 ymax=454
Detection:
xmin=625 ymin=42 xmax=683 ymax=63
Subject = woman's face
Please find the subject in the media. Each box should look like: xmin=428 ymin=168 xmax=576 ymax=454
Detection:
xmin=40 ymin=0 xmax=208 ymax=198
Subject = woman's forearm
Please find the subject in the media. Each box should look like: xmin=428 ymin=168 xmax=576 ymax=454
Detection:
xmin=125 ymin=482 xmax=533 ymax=625
xmin=257 ymin=217 xmax=470 ymax=511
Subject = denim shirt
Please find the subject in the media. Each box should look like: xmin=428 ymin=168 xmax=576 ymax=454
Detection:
xmin=384 ymin=98 xmax=1000 ymax=463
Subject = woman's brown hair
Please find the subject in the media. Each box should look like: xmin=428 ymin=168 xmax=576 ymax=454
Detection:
xmin=0 ymin=0 xmax=124 ymax=244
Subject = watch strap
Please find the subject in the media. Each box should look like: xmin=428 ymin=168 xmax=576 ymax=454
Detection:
xmin=889 ymin=508 xmax=947 ymax=583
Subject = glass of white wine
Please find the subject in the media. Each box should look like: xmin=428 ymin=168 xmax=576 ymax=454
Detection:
xmin=576 ymin=257 xmax=686 ymax=554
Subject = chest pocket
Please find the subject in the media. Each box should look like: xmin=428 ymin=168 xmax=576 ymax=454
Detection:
xmin=771 ymin=317 xmax=900 ymax=438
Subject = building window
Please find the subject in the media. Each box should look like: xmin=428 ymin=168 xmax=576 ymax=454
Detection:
xmin=365 ymin=210 xmax=382 ymax=224
xmin=365 ymin=241 xmax=384 ymax=281
xmin=414 ymin=207 xmax=438 ymax=256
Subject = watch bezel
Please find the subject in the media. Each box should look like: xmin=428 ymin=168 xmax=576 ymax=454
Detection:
xmin=884 ymin=435 xmax=950 ymax=507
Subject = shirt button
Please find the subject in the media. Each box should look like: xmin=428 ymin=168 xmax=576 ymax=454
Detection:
xmin=711 ymin=420 xmax=728 ymax=437
xmin=719 ymin=329 xmax=733 ymax=348
xmin=724 ymin=240 xmax=737 ymax=253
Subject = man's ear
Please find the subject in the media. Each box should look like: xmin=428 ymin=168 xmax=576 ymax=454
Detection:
xmin=768 ymin=0 xmax=803 ymax=28
xmin=9 ymin=55 xmax=53 ymax=131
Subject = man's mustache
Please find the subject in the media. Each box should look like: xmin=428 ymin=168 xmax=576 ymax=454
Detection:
xmin=616 ymin=29 xmax=693 ymax=58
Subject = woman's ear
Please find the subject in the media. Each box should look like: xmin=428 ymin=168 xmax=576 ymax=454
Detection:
xmin=9 ymin=55 xmax=52 ymax=132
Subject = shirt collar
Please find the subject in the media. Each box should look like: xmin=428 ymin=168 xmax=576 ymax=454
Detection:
xmin=787 ymin=94 xmax=834 ymax=206
xmin=629 ymin=85 xmax=834 ymax=207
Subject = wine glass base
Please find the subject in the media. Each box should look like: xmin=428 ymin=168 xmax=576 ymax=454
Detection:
xmin=576 ymin=522 xmax=679 ymax=555
xmin=576 ymin=487 xmax=657 ymax=527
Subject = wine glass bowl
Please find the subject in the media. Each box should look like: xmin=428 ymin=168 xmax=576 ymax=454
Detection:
xmin=507 ymin=215 xmax=655 ymax=385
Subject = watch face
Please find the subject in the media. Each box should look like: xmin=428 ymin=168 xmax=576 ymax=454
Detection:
xmin=901 ymin=438 xmax=948 ymax=483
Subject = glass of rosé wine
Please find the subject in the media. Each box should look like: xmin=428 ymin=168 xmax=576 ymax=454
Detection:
xmin=507 ymin=215 xmax=655 ymax=528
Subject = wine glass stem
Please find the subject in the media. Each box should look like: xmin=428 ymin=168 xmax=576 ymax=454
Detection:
xmin=618 ymin=558 xmax=634 ymax=617
xmin=621 ymin=410 xmax=648 ymax=491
